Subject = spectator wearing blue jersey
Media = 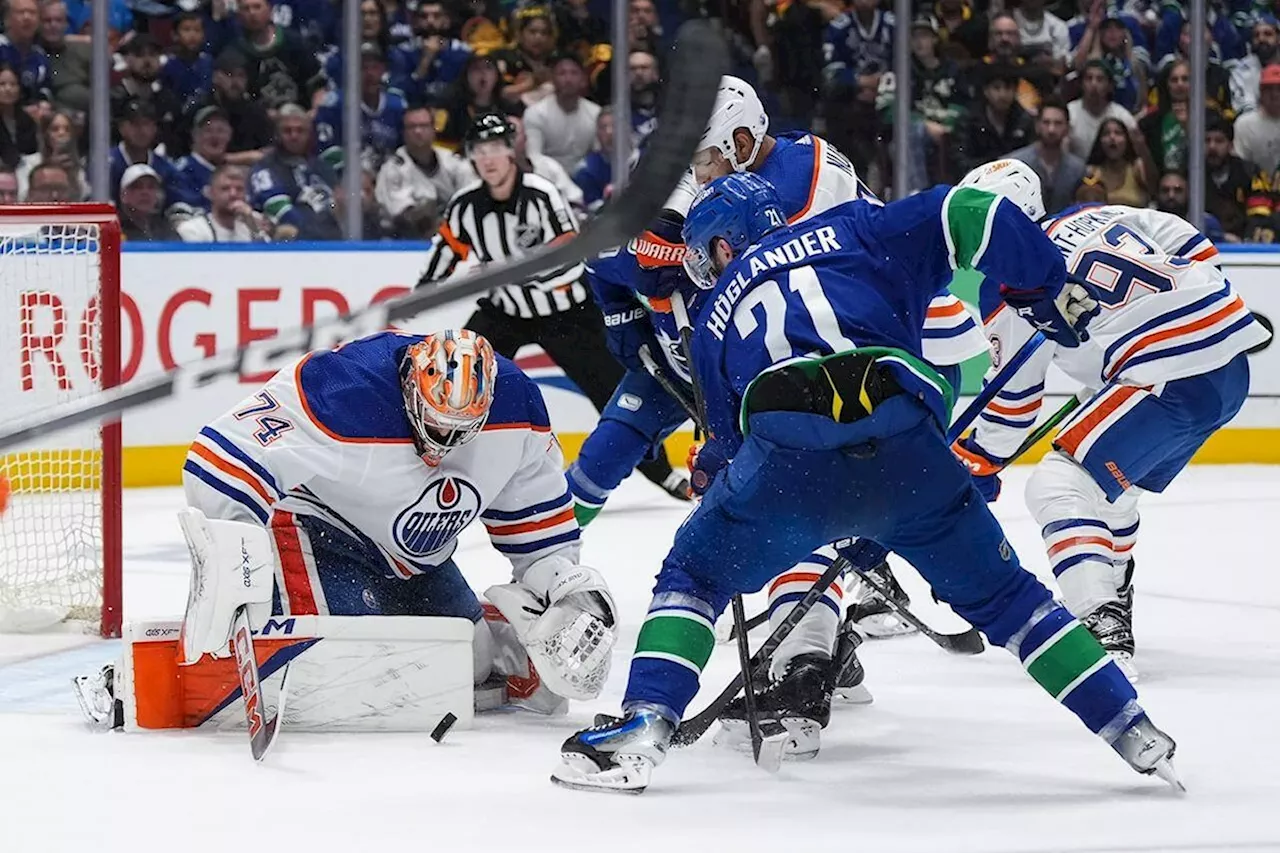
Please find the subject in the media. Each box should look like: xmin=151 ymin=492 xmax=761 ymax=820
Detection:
xmin=0 ymin=0 xmax=50 ymax=118
xmin=182 ymin=49 xmax=274 ymax=165
xmin=62 ymin=0 xmax=131 ymax=38
xmin=270 ymin=0 xmax=340 ymax=55
xmin=572 ymin=106 xmax=613 ymax=212
xmin=161 ymin=13 xmax=214 ymax=115
xmin=382 ymin=0 xmax=416 ymax=47
xmin=389 ymin=0 xmax=472 ymax=107
xmin=1070 ymin=1 xmax=1148 ymax=113
xmin=36 ymin=0 xmax=89 ymax=119
xmin=169 ymin=106 xmax=233 ymax=220
xmin=108 ymin=99 xmax=177 ymax=204
xmin=249 ymin=105 xmax=341 ymax=241
xmin=1154 ymin=0 xmax=1245 ymax=67
xmin=322 ymin=0 xmax=391 ymax=84
xmin=314 ymin=42 xmax=407 ymax=173
xmin=822 ymin=0 xmax=894 ymax=97
xmin=0 ymin=65 xmax=38 ymax=168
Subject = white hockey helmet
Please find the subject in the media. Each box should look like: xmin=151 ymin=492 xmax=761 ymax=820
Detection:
xmin=697 ymin=75 xmax=769 ymax=173
xmin=958 ymin=159 xmax=1046 ymax=222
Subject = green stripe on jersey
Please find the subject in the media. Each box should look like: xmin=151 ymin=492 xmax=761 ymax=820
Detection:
xmin=941 ymin=187 xmax=1001 ymax=271
xmin=1024 ymin=623 xmax=1108 ymax=699
xmin=633 ymin=611 xmax=716 ymax=675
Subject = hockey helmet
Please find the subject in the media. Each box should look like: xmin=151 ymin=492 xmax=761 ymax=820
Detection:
xmin=400 ymin=330 xmax=498 ymax=466
xmin=681 ymin=172 xmax=786 ymax=289
xmin=958 ymin=159 xmax=1046 ymax=222
xmin=465 ymin=112 xmax=516 ymax=156
xmin=695 ymin=76 xmax=769 ymax=175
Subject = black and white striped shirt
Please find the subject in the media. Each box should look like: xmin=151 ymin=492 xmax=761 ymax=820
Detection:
xmin=417 ymin=170 xmax=588 ymax=318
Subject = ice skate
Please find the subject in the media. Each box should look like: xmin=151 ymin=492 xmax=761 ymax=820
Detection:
xmin=1082 ymin=600 xmax=1138 ymax=682
xmin=716 ymin=653 xmax=838 ymax=760
xmin=1112 ymin=716 xmax=1184 ymax=792
xmin=551 ymin=706 xmax=675 ymax=794
xmin=847 ymin=561 xmax=918 ymax=638
xmin=832 ymin=614 xmax=874 ymax=704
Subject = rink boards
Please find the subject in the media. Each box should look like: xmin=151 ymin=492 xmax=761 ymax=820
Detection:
xmin=6 ymin=242 xmax=1279 ymax=488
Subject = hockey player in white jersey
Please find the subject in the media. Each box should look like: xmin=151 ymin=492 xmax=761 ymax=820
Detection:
xmin=952 ymin=159 xmax=1271 ymax=680
xmin=176 ymin=329 xmax=618 ymax=712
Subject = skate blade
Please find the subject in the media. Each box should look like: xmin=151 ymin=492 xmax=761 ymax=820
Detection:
xmin=833 ymin=683 xmax=874 ymax=705
xmin=550 ymin=753 xmax=651 ymax=795
xmin=715 ymin=718 xmax=821 ymax=762
xmin=1152 ymin=757 xmax=1186 ymax=794
xmin=854 ymin=614 xmax=919 ymax=639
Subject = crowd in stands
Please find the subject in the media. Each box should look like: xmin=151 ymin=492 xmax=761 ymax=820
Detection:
xmin=0 ymin=0 xmax=1277 ymax=244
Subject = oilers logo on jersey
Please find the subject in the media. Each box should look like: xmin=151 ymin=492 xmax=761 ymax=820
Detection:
xmin=392 ymin=476 xmax=482 ymax=558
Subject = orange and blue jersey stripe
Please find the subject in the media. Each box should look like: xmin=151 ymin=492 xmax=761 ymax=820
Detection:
xmin=482 ymin=490 xmax=580 ymax=557
xmin=1101 ymin=285 xmax=1253 ymax=380
xmin=183 ymin=427 xmax=283 ymax=524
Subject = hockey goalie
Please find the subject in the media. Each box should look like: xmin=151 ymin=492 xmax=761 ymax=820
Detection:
xmin=76 ymin=329 xmax=618 ymax=734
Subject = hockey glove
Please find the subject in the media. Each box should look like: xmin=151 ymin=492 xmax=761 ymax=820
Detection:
xmin=687 ymin=439 xmax=730 ymax=497
xmin=486 ymin=564 xmax=618 ymax=702
xmin=601 ymin=303 xmax=656 ymax=372
xmin=176 ymin=508 xmax=274 ymax=666
xmin=951 ymin=436 xmax=1006 ymax=503
xmin=1000 ymin=278 xmax=1100 ymax=348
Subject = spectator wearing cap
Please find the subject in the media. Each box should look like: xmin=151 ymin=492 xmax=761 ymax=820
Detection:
xmin=314 ymin=42 xmax=408 ymax=174
xmin=35 ymin=0 xmax=90 ymax=119
xmin=1234 ymin=64 xmax=1280 ymax=175
xmin=822 ymin=0 xmax=894 ymax=108
xmin=168 ymin=106 xmax=233 ymax=220
xmin=108 ymin=99 xmax=177 ymax=205
xmin=0 ymin=0 xmax=51 ymax=119
xmin=248 ymin=105 xmax=342 ymax=241
xmin=1010 ymin=97 xmax=1086 ymax=215
xmin=932 ymin=0 xmax=988 ymax=63
xmin=16 ymin=107 xmax=85 ymax=200
xmin=232 ymin=0 xmax=327 ymax=111
xmin=1203 ymin=115 xmax=1251 ymax=241
xmin=1013 ymin=0 xmax=1069 ymax=66
xmin=955 ymin=62 xmax=1034 ymax=176
xmin=573 ymin=105 xmax=614 ymax=212
xmin=1230 ymin=14 xmax=1280 ymax=116
xmin=110 ymin=34 xmax=182 ymax=153
xmin=493 ymin=6 xmax=559 ymax=105
xmin=160 ymin=13 xmax=214 ymax=115
xmin=523 ymin=54 xmax=599 ymax=174
xmin=1154 ymin=0 xmax=1244 ymax=69
xmin=118 ymin=164 xmax=180 ymax=242
xmin=389 ymin=1 xmax=473 ymax=107
xmin=1070 ymin=0 xmax=1148 ymax=114
xmin=1067 ymin=58 xmax=1137 ymax=159
xmin=376 ymin=106 xmax=473 ymax=238
xmin=177 ymin=164 xmax=272 ymax=243
xmin=876 ymin=16 xmax=961 ymax=190
xmin=0 ymin=64 xmax=38 ymax=168
xmin=182 ymin=49 xmax=273 ymax=164
xmin=437 ymin=53 xmax=520 ymax=149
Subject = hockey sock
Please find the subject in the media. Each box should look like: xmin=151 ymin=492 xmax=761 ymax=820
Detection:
xmin=567 ymin=461 xmax=610 ymax=527
xmin=625 ymin=591 xmax=719 ymax=721
xmin=766 ymin=551 xmax=842 ymax=680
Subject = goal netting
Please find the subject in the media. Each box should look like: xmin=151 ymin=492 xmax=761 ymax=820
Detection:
xmin=0 ymin=207 xmax=121 ymax=636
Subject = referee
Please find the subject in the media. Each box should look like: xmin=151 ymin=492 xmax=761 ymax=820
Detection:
xmin=417 ymin=113 xmax=685 ymax=497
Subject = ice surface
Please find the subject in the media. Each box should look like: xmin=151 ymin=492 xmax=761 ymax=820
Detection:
xmin=2 ymin=468 xmax=1278 ymax=853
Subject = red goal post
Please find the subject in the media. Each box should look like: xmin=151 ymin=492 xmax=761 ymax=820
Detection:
xmin=0 ymin=204 xmax=121 ymax=637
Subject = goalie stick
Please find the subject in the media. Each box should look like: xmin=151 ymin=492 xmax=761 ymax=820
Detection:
xmin=230 ymin=606 xmax=290 ymax=761
xmin=0 ymin=20 xmax=728 ymax=452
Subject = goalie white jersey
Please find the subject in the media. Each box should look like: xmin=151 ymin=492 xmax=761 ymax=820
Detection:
xmin=974 ymin=204 xmax=1271 ymax=458
xmin=182 ymin=331 xmax=580 ymax=585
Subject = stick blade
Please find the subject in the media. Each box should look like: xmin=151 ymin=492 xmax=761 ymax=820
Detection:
xmin=934 ymin=627 xmax=985 ymax=655
xmin=250 ymin=663 xmax=290 ymax=762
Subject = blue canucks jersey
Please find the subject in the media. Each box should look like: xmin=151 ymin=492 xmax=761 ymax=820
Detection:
xmin=272 ymin=0 xmax=338 ymax=52
xmin=690 ymin=186 xmax=1067 ymax=457
xmin=108 ymin=144 xmax=177 ymax=204
xmin=168 ymin=153 xmax=217 ymax=215
xmin=0 ymin=38 xmax=50 ymax=104
xmin=388 ymin=38 xmax=472 ymax=106
xmin=314 ymin=88 xmax=408 ymax=166
xmin=248 ymin=151 xmax=341 ymax=239
xmin=160 ymin=52 xmax=214 ymax=113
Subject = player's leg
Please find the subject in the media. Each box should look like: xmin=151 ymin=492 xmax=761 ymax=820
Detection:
xmin=538 ymin=300 xmax=687 ymax=498
xmin=568 ymin=369 xmax=691 ymax=525
xmin=1027 ymin=353 xmax=1251 ymax=677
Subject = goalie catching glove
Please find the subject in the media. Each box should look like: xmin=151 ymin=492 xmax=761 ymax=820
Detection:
xmin=486 ymin=563 xmax=618 ymax=701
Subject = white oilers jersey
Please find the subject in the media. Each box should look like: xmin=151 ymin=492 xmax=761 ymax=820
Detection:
xmin=182 ymin=332 xmax=580 ymax=584
xmin=756 ymin=131 xmax=988 ymax=367
xmin=974 ymin=204 xmax=1271 ymax=458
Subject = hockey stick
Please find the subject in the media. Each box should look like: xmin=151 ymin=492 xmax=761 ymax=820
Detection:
xmin=847 ymin=564 xmax=985 ymax=654
xmin=672 ymin=556 xmax=849 ymax=748
xmin=0 ymin=21 xmax=727 ymax=452
xmin=945 ymin=332 xmax=1047 ymax=443
xmin=638 ymin=344 xmax=697 ymax=423
xmin=230 ymin=606 xmax=290 ymax=762
xmin=1008 ymin=396 xmax=1080 ymax=463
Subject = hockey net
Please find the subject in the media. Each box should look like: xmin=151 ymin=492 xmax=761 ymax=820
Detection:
xmin=0 ymin=205 xmax=121 ymax=637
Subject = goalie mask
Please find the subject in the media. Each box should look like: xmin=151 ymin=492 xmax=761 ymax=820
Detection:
xmin=400 ymin=330 xmax=498 ymax=466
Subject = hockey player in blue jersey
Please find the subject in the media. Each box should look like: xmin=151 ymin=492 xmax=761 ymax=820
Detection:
xmin=552 ymin=171 xmax=1182 ymax=795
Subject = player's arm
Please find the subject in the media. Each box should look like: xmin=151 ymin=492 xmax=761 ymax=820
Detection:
xmin=312 ymin=92 xmax=342 ymax=168
xmin=1119 ymin=207 xmax=1221 ymax=265
xmin=685 ymin=322 xmax=745 ymax=496
xmin=415 ymin=194 xmax=470 ymax=285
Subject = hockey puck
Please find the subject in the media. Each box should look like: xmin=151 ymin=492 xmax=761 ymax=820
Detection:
xmin=430 ymin=712 xmax=457 ymax=743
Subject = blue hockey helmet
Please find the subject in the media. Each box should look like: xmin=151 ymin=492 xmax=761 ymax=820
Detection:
xmin=681 ymin=172 xmax=786 ymax=289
